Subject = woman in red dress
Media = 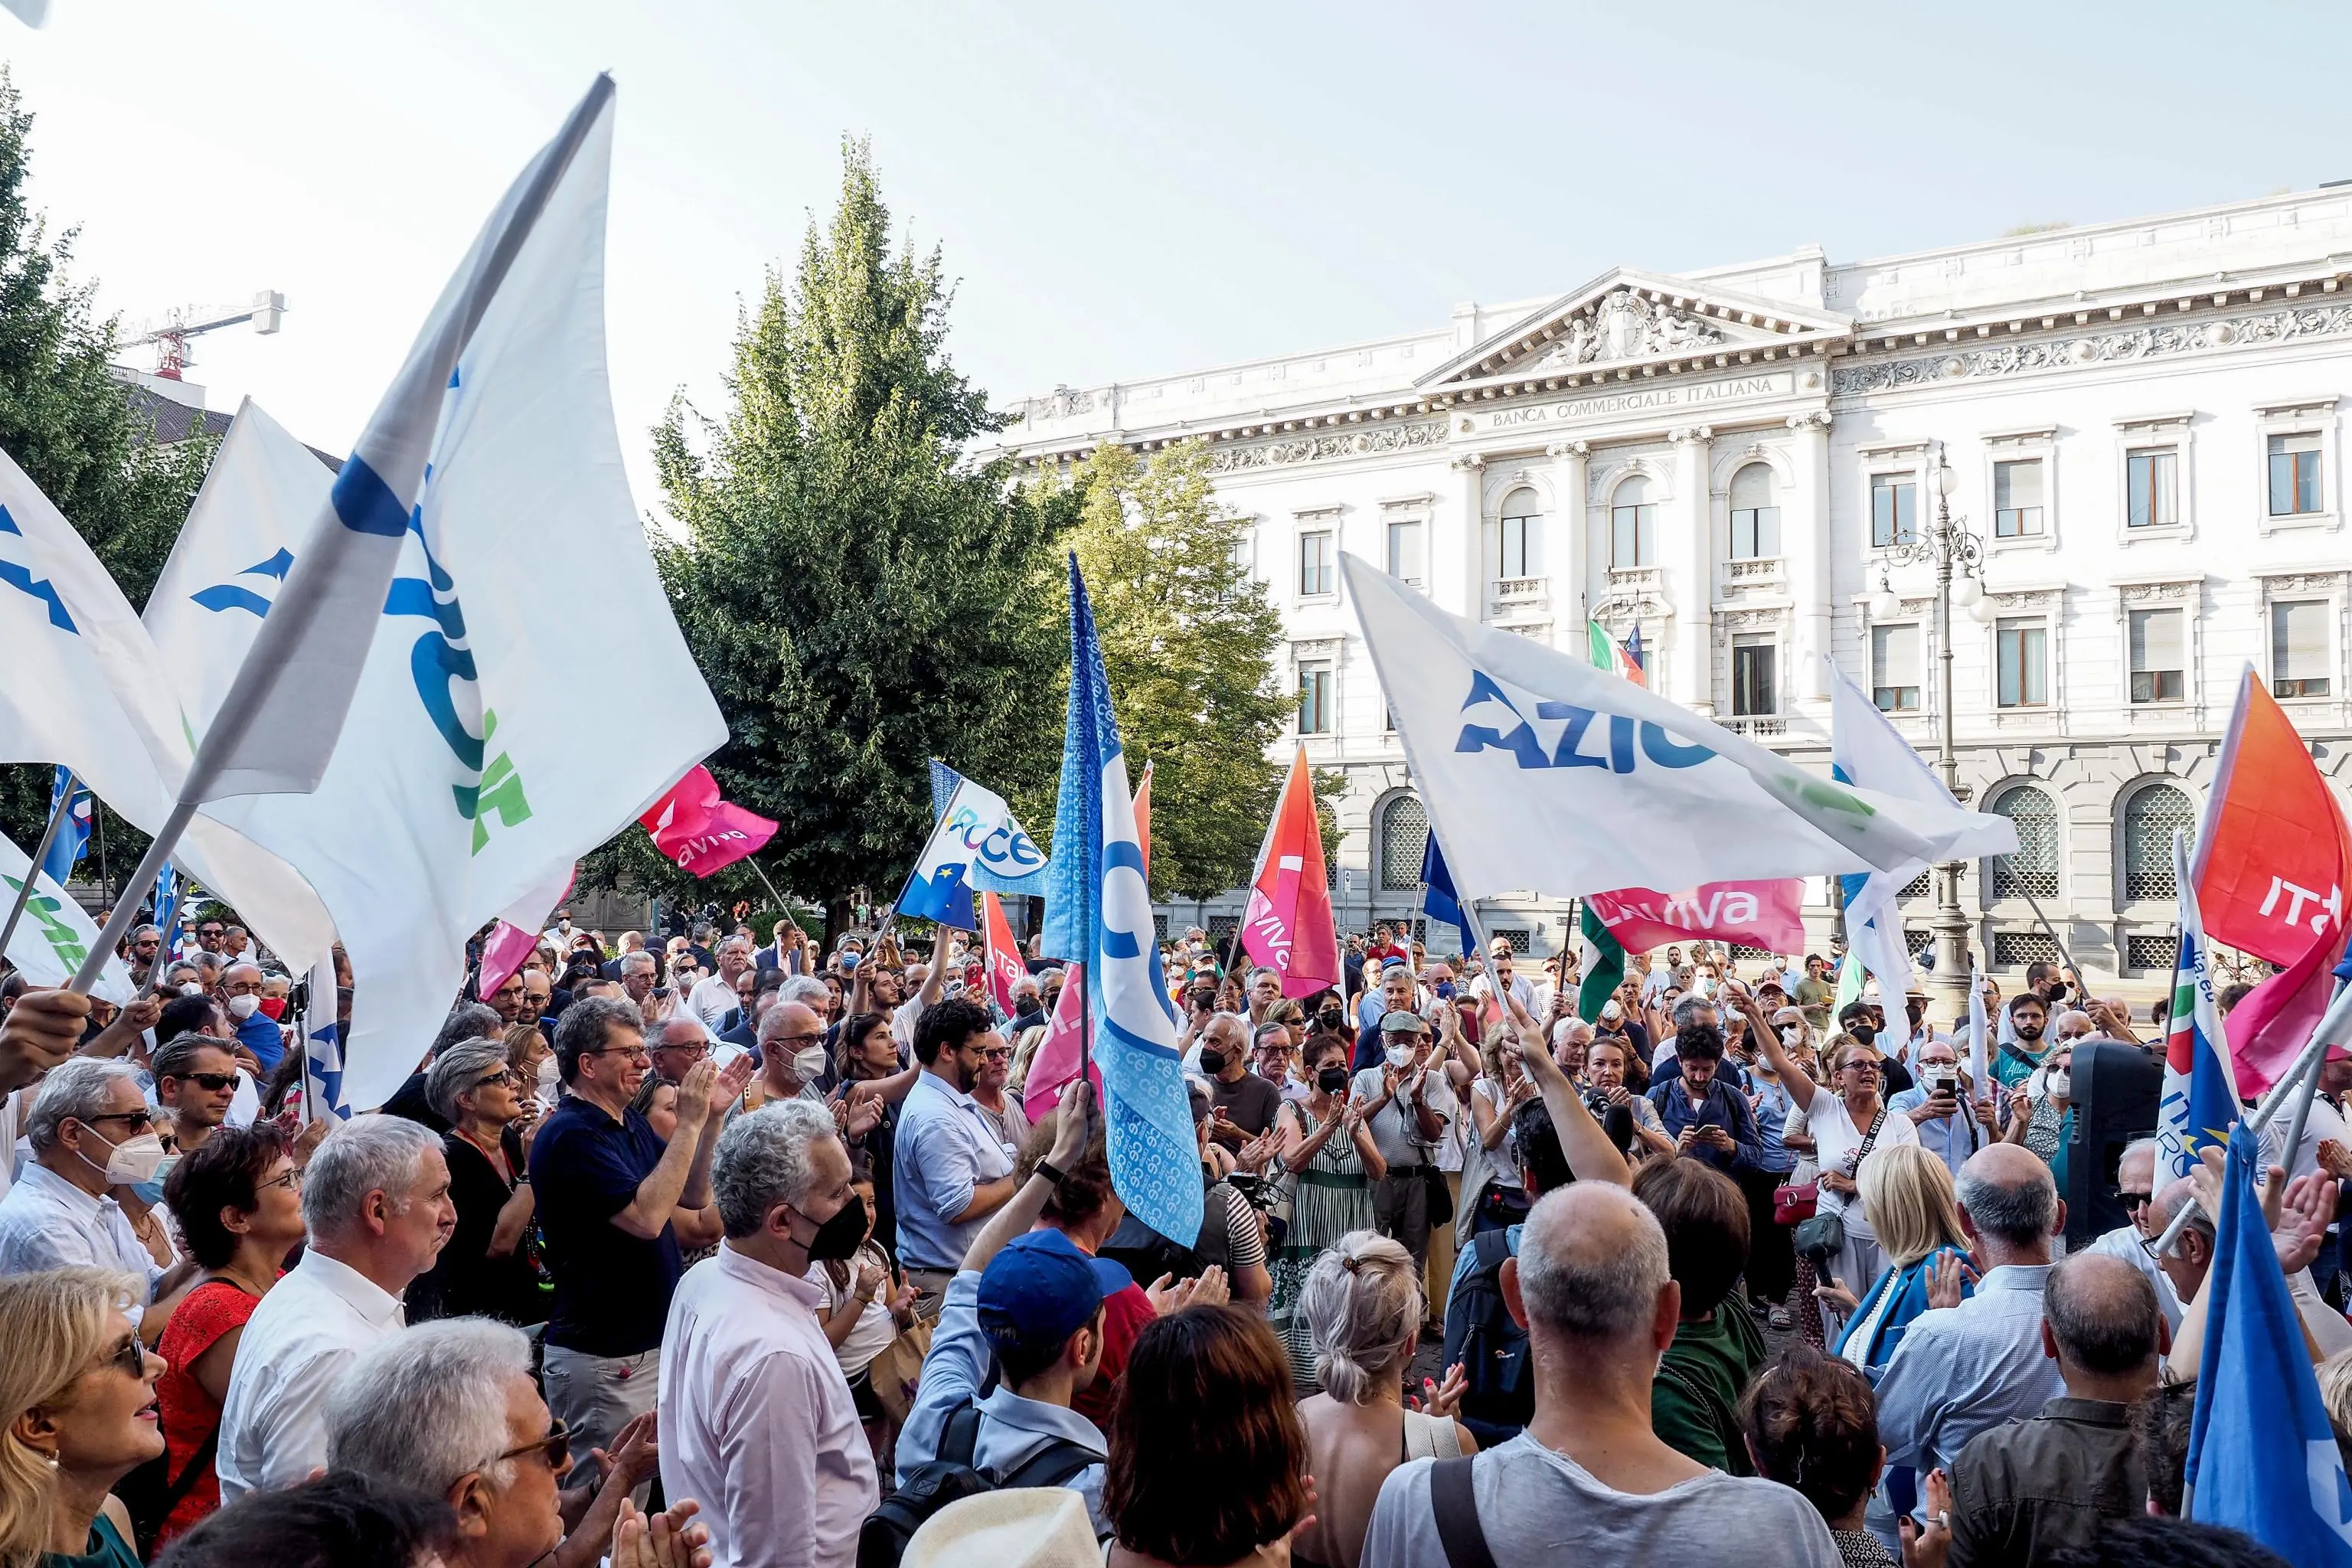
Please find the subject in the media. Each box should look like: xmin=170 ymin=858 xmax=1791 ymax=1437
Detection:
xmin=153 ymin=1124 xmax=306 ymax=1546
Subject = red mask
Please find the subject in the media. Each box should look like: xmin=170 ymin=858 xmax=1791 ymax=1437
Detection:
xmin=256 ymin=997 xmax=287 ymax=1022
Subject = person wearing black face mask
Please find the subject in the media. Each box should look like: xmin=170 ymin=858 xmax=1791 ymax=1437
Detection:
xmin=1268 ymin=1039 xmax=1387 ymax=1390
xmin=1194 ymin=1016 xmax=1280 ymax=1149
xmin=660 ymin=1099 xmax=884 ymax=1563
xmin=1834 ymin=1001 xmax=1916 ymax=1096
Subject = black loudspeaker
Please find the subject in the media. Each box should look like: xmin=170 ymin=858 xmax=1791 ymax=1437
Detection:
xmin=2063 ymin=1040 xmax=2167 ymax=1245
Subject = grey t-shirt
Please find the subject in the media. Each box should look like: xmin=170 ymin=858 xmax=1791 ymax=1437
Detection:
xmin=1352 ymin=1065 xmax=1445 ymax=1169
xmin=1361 ymin=1432 xmax=1841 ymax=1568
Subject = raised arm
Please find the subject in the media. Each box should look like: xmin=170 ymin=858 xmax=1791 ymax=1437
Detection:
xmin=1740 ymin=982 xmax=1821 ymax=1113
xmin=1517 ymin=1028 xmax=1630 ymax=1187
xmin=612 ymin=1057 xmax=724 ymax=1240
xmin=962 ymin=1082 xmax=1092 ymax=1274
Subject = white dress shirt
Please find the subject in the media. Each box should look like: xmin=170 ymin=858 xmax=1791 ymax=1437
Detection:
xmin=661 ymin=1246 xmax=878 ymax=1568
xmin=0 ymin=1164 xmax=165 ymax=1302
xmin=215 ymin=1250 xmax=407 ymax=1502
xmin=688 ymin=973 xmax=743 ymax=1031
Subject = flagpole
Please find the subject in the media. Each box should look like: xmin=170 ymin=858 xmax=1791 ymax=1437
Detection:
xmin=746 ymin=860 xmax=790 ymax=915
xmin=69 ymin=799 xmax=194 ymax=993
xmin=2014 ymin=884 xmax=2078 ymax=976
xmin=2148 ymin=984 xmax=2352 ymax=1259
xmin=0 ymin=769 xmax=78 ymax=959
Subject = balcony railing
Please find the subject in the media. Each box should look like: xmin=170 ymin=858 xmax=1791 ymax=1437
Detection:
xmin=1723 ymin=556 xmax=1785 ymax=584
xmin=1487 ymin=576 xmax=1549 ymax=622
xmin=1721 ymin=715 xmax=1788 ymax=738
xmin=1605 ymin=565 xmax=1661 ymax=599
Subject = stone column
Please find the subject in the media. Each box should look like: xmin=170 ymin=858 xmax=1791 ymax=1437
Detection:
xmin=1670 ymin=426 xmax=1714 ymax=713
xmin=1546 ymin=439 xmax=1591 ymax=630
xmin=1787 ymin=410 xmax=1835 ymax=708
xmin=1450 ymin=453 xmax=1486 ymax=621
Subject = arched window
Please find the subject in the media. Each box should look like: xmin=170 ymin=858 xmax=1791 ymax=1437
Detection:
xmin=1494 ymin=488 xmax=1543 ymax=581
xmin=1380 ymin=796 xmax=1429 ymax=890
xmin=1611 ymin=475 xmax=1656 ymax=567
xmin=2122 ymin=782 xmax=2194 ymax=903
xmin=1990 ymin=786 xmax=2060 ymax=900
xmin=1729 ymin=462 xmax=1780 ymax=560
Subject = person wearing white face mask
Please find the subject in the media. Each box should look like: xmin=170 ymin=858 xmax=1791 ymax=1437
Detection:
xmin=1351 ymin=1011 xmax=1450 ymax=1293
xmin=0 ymin=1058 xmax=182 ymax=1309
xmin=220 ymin=962 xmax=288 ymax=1076
xmin=741 ymin=1002 xmax=835 ymax=1119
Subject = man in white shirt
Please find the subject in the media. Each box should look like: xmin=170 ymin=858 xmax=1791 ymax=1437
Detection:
xmin=2082 ymin=1138 xmax=2184 ymax=1331
xmin=1469 ymin=939 xmax=1535 ymax=1014
xmin=0 ymin=1058 xmax=171 ymax=1299
xmin=689 ymin=936 xmax=756 ymax=1032
xmin=217 ymin=1114 xmax=457 ymax=1501
xmin=662 ymin=1099 xmax=878 ymax=1567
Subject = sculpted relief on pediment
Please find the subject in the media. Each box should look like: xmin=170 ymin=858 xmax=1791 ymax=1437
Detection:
xmin=1538 ymin=289 xmax=1726 ymax=368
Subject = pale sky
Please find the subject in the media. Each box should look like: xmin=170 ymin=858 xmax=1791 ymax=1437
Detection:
xmin=8 ymin=2 xmax=2347 ymax=516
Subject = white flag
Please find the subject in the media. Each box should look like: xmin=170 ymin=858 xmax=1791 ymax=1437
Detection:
xmin=181 ymin=77 xmax=616 ymax=805
xmin=194 ymin=81 xmax=725 ymax=1112
xmin=1343 ymin=554 xmax=2016 ymax=898
xmin=0 ymin=449 xmax=338 ymax=971
xmin=0 ymin=831 xmax=131 ymax=1001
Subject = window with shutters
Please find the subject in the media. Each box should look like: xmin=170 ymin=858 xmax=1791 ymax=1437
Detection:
xmin=1728 ymin=463 xmax=1779 ymax=560
xmin=1872 ymin=625 xmax=1922 ymax=712
xmin=1298 ymin=531 xmax=1334 ymax=597
xmin=1996 ymin=619 xmax=2048 ymax=708
xmin=1994 ymin=459 xmax=2046 ymax=538
xmin=2272 ymin=599 xmax=2332 ymax=698
xmin=1380 ymin=797 xmax=1429 ymax=891
xmin=2127 ymin=447 xmax=2179 ymax=530
xmin=1990 ymin=786 xmax=2060 ymax=900
xmin=1993 ymin=931 xmax=2061 ymax=969
xmin=2128 ymin=609 xmax=2185 ymax=704
xmin=1871 ymin=472 xmax=1917 ymax=547
xmin=2123 ymin=784 xmax=2193 ymax=903
xmin=1386 ymin=519 xmax=1425 ymax=586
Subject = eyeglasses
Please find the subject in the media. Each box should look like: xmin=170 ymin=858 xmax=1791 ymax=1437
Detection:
xmin=82 ymin=1109 xmax=155 ymax=1133
xmin=2114 ymin=1189 xmax=2154 ymax=1212
xmin=770 ymin=1031 xmax=825 ymax=1050
xmin=586 ymin=1045 xmax=652 ymax=1065
xmin=489 ymin=1419 xmax=571 ymax=1474
xmin=198 ymin=927 xmax=224 ymax=938
xmin=977 ymin=1046 xmax=1014 ymax=1061
xmin=258 ymin=1166 xmax=303 ymax=1194
xmin=99 ymin=1334 xmax=146 ymax=1381
xmin=181 ymin=1072 xmax=239 ymax=1093
xmin=472 ymin=1070 xmax=517 ymax=1093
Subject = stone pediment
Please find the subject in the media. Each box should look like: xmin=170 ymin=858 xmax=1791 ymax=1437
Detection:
xmin=1418 ymin=268 xmax=1854 ymax=391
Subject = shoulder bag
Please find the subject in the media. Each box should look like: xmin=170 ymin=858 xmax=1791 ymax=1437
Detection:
xmin=1789 ymin=1106 xmax=1886 ymax=1265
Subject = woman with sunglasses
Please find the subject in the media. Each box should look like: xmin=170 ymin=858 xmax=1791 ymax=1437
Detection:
xmin=406 ymin=1040 xmax=544 ymax=1328
xmin=153 ymin=1125 xmax=305 ymax=1550
xmin=0 ymin=1267 xmax=165 ymax=1568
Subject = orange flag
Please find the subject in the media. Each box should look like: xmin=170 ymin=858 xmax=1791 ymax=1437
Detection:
xmin=1134 ymin=761 xmax=1153 ymax=876
xmin=1240 ymin=746 xmax=1341 ymax=998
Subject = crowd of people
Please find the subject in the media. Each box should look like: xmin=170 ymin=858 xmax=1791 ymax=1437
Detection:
xmin=0 ymin=903 xmax=2328 ymax=1566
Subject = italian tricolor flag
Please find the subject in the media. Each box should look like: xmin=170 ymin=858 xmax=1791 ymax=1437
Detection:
xmin=1576 ymin=901 xmax=1624 ymax=1023
xmin=1586 ymin=619 xmax=1645 ymax=688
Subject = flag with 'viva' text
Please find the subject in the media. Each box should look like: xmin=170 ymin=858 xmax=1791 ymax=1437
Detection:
xmin=1241 ymin=745 xmax=1341 ymax=1000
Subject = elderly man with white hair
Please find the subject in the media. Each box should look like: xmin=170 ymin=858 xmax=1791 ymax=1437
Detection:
xmin=216 ymin=1114 xmax=457 ymax=1501
xmin=220 ymin=959 xmax=286 ymax=1073
xmin=0 ymin=1057 xmax=175 ymax=1293
xmin=326 ymin=1318 xmax=699 ymax=1568
xmin=1363 ymin=1183 xmax=1840 ymax=1565
xmin=661 ymin=1100 xmax=878 ymax=1567
xmin=690 ymin=935 xmax=756 ymax=1032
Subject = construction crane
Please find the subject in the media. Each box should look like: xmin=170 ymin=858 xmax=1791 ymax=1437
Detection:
xmin=115 ymin=290 xmax=286 ymax=381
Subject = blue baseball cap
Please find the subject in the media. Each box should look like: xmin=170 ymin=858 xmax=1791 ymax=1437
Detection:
xmin=977 ymin=1230 xmax=1130 ymax=1357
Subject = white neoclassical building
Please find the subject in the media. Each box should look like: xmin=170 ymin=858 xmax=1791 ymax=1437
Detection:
xmin=985 ymin=185 xmax=2352 ymax=989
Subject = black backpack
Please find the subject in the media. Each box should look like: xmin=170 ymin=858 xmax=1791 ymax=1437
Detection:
xmin=1441 ymin=1228 xmax=1532 ymax=1447
xmin=858 ymin=1402 xmax=1099 ymax=1568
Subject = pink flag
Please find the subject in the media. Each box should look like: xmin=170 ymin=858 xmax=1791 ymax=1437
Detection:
xmin=1021 ymin=963 xmax=1100 ymax=1124
xmin=639 ymin=764 xmax=779 ymax=878
xmin=982 ymin=893 xmax=1025 ymax=1018
xmin=1241 ymin=746 xmax=1341 ymax=998
xmin=475 ymin=920 xmax=542 ymax=1002
xmin=1583 ymin=879 xmax=1805 ymax=957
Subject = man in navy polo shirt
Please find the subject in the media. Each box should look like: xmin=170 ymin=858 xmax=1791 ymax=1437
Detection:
xmin=529 ymin=995 xmax=752 ymax=1468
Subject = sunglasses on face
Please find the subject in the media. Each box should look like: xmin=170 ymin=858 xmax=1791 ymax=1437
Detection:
xmin=492 ymin=1419 xmax=571 ymax=1474
xmin=977 ymin=1046 xmax=1014 ymax=1062
xmin=182 ymin=1073 xmax=239 ymax=1093
xmin=2114 ymin=1189 xmax=2154 ymax=1211
xmin=83 ymin=1109 xmax=155 ymax=1134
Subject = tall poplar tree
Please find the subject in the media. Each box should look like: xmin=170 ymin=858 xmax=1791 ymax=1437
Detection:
xmin=629 ymin=139 xmax=1072 ymax=938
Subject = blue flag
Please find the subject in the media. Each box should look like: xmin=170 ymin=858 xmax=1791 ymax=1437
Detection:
xmin=2186 ymin=1121 xmax=2352 ymax=1560
xmin=1039 ymin=556 xmax=1200 ymax=1246
xmin=39 ymin=766 xmax=90 ymax=887
xmin=2158 ymin=837 xmax=2241 ymax=1184
xmin=897 ymin=762 xmax=1048 ymax=931
xmin=1419 ymin=829 xmax=1465 ymax=936
xmin=150 ymin=861 xmax=180 ymax=950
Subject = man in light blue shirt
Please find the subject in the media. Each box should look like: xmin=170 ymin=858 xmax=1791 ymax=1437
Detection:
xmin=1885 ymin=1035 xmax=1991 ymax=1182
xmin=892 ymin=996 xmax=1018 ymax=1305
xmin=1872 ymin=1143 xmax=2068 ymax=1478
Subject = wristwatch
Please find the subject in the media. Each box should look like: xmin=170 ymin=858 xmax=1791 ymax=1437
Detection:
xmin=1035 ymin=1158 xmax=1070 ymax=1187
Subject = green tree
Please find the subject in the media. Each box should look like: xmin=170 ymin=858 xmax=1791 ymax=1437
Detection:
xmin=0 ymin=70 xmax=212 ymax=877
xmin=1063 ymin=439 xmax=1298 ymax=901
xmin=595 ymin=139 xmax=1071 ymax=941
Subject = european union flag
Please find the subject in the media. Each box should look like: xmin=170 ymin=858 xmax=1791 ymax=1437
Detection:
xmin=2185 ymin=1121 xmax=2352 ymax=1560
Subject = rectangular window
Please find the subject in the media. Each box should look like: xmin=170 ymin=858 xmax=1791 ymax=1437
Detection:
xmin=1298 ymin=664 xmax=1333 ymax=733
xmin=1996 ymin=619 xmax=2048 ymax=708
xmin=1298 ymin=531 xmax=1334 ymax=596
xmin=2269 ymin=433 xmax=2324 ymax=517
xmin=1386 ymin=519 xmax=1424 ymax=585
xmin=1230 ymin=530 xmax=1255 ymax=574
xmin=1610 ymin=504 xmax=1655 ymax=568
xmin=1497 ymin=514 xmax=1532 ymax=580
xmin=2126 ymin=447 xmax=2178 ymax=530
xmin=1731 ymin=635 xmax=1776 ymax=717
xmin=1729 ymin=504 xmax=1780 ymax=560
xmin=2272 ymin=599 xmax=2332 ymax=697
xmin=1870 ymin=624 xmax=1922 ymax=712
xmin=1993 ymin=458 xmax=2046 ymax=538
xmin=2128 ymin=608 xmax=2185 ymax=704
xmin=1870 ymin=472 xmax=1916 ymax=547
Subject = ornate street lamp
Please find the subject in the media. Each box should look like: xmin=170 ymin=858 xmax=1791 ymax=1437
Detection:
xmin=1868 ymin=445 xmax=1988 ymax=1031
